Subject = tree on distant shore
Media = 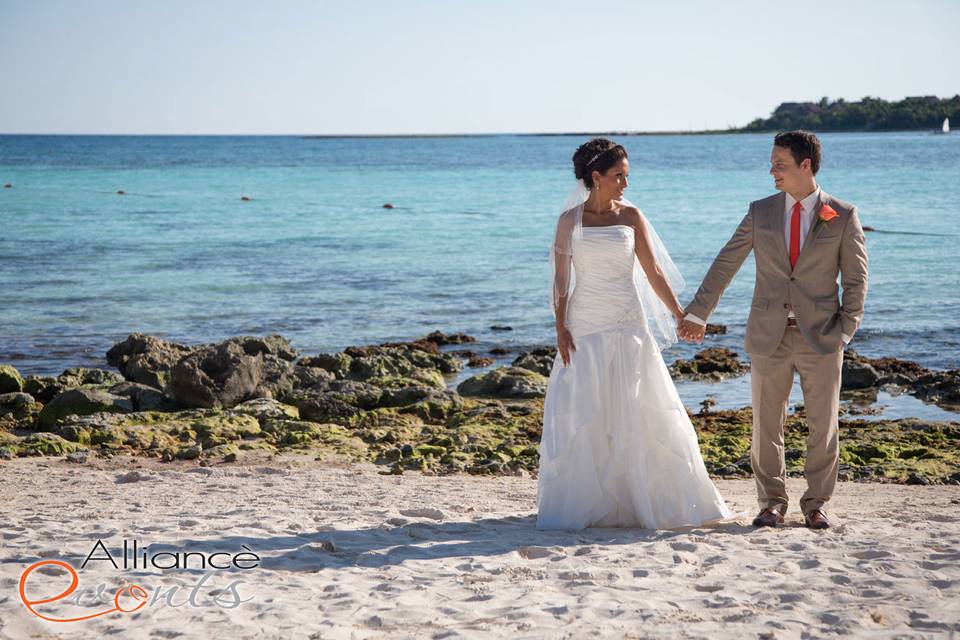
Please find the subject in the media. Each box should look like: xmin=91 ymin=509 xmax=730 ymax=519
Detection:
xmin=740 ymin=95 xmax=960 ymax=132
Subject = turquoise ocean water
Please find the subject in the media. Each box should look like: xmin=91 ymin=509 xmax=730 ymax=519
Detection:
xmin=2 ymin=133 xmax=958 ymax=415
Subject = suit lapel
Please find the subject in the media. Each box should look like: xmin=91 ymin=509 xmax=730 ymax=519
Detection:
xmin=770 ymin=191 xmax=791 ymax=270
xmin=796 ymin=189 xmax=831 ymax=265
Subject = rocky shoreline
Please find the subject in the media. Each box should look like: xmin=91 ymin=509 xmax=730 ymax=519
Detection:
xmin=1 ymin=331 xmax=958 ymax=484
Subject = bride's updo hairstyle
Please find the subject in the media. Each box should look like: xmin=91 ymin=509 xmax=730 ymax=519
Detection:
xmin=572 ymin=138 xmax=628 ymax=189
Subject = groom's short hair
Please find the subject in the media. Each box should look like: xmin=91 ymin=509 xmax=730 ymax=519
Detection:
xmin=774 ymin=130 xmax=821 ymax=175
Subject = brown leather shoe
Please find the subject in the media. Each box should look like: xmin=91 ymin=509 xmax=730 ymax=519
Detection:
xmin=752 ymin=505 xmax=786 ymax=527
xmin=805 ymin=509 xmax=830 ymax=529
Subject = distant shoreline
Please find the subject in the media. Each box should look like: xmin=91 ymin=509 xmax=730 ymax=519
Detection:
xmin=0 ymin=128 xmax=949 ymax=139
xmin=5 ymin=95 xmax=954 ymax=139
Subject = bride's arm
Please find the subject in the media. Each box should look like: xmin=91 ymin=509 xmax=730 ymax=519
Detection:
xmin=551 ymin=210 xmax=576 ymax=327
xmin=628 ymin=208 xmax=685 ymax=321
xmin=553 ymin=251 xmax=572 ymax=328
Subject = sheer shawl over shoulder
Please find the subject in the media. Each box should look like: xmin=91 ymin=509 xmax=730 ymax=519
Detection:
xmin=549 ymin=204 xmax=583 ymax=323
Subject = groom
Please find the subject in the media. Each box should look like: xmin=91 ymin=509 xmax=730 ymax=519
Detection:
xmin=678 ymin=130 xmax=868 ymax=530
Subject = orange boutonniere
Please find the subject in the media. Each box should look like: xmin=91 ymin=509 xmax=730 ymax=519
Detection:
xmin=814 ymin=203 xmax=839 ymax=231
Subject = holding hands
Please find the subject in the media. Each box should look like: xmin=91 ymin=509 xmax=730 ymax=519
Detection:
xmin=674 ymin=305 xmax=706 ymax=344
xmin=677 ymin=318 xmax=705 ymax=343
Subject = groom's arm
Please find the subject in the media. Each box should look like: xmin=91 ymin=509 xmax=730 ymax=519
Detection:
xmin=684 ymin=204 xmax=756 ymax=324
xmin=839 ymin=206 xmax=868 ymax=340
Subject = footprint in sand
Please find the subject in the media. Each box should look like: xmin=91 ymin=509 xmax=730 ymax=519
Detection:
xmin=702 ymin=554 xmax=727 ymax=568
xmin=558 ymin=570 xmax=594 ymax=581
xmin=517 ymin=545 xmax=563 ymax=560
xmin=116 ymin=470 xmax=156 ymax=483
xmin=398 ymin=508 xmax=445 ymax=520
xmin=774 ymin=560 xmax=803 ymax=574
xmin=673 ymin=551 xmax=700 ymax=565
xmin=186 ymin=468 xmax=215 ymax=477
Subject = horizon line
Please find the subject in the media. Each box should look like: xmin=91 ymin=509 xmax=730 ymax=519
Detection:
xmin=0 ymin=127 xmax=943 ymax=138
xmin=0 ymin=128 xmax=740 ymax=138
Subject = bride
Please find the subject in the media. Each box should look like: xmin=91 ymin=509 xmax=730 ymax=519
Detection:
xmin=537 ymin=138 xmax=734 ymax=530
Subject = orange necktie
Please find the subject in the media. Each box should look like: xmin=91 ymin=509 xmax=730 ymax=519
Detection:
xmin=789 ymin=201 xmax=803 ymax=268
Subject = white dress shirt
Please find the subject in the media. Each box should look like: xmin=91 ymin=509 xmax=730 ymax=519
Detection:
xmin=684 ymin=185 xmax=852 ymax=344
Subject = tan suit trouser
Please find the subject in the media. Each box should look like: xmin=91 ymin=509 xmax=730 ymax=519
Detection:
xmin=750 ymin=326 xmax=843 ymax=516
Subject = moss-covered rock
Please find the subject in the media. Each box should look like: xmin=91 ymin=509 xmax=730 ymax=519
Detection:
xmin=840 ymin=350 xmax=960 ymax=410
xmin=690 ymin=407 xmax=960 ymax=484
xmin=291 ymin=365 xmax=337 ymax=389
xmin=366 ymin=369 xmax=446 ymax=391
xmin=456 ymin=367 xmax=547 ymax=399
xmin=511 ymin=347 xmax=557 ymax=377
xmin=0 ymin=365 xmax=25 ymax=393
xmin=237 ymin=440 xmax=278 ymax=452
xmin=841 ymin=354 xmax=880 ymax=390
xmin=204 ymin=442 xmax=241 ymax=461
xmin=911 ymin=370 xmax=960 ymax=409
xmin=189 ymin=413 xmax=261 ymax=449
xmin=414 ymin=444 xmax=447 ymax=457
xmin=108 ymin=381 xmax=183 ymax=412
xmin=298 ymin=353 xmax=352 ymax=379
xmin=14 ymin=331 xmax=959 ymax=481
xmin=261 ymin=419 xmax=327 ymax=446
xmin=0 ymin=392 xmax=42 ymax=424
xmin=282 ymin=388 xmax=365 ymax=424
xmin=106 ymin=333 xmax=195 ymax=389
xmin=402 ymin=390 xmax=465 ymax=423
xmin=344 ymin=341 xmax=463 ymax=379
xmin=38 ymin=388 xmax=133 ymax=428
xmin=55 ymin=411 xmax=180 ymax=452
xmin=22 ymin=376 xmax=66 ymax=404
xmin=670 ymin=348 xmax=750 ymax=381
xmin=177 ymin=445 xmax=202 ymax=460
xmin=16 ymin=432 xmax=79 ymax=457
xmin=232 ymin=397 xmax=300 ymax=423
xmin=310 ymin=423 xmax=371 ymax=461
xmin=57 ymin=367 xmax=125 ymax=388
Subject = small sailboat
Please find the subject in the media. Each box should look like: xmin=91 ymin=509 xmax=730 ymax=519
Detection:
xmin=937 ymin=117 xmax=950 ymax=134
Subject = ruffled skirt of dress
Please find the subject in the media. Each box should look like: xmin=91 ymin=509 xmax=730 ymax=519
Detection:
xmin=536 ymin=325 xmax=734 ymax=530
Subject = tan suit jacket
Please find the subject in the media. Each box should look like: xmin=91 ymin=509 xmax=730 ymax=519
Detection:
xmin=685 ymin=190 xmax=868 ymax=356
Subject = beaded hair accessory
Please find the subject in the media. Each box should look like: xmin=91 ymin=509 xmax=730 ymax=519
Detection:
xmin=585 ymin=144 xmax=622 ymax=167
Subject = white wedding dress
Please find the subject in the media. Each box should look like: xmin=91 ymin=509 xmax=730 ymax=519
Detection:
xmin=537 ymin=223 xmax=734 ymax=530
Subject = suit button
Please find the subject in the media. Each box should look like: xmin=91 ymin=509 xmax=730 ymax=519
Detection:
xmin=783 ymin=303 xmax=789 ymax=309
xmin=790 ymin=277 xmax=796 ymax=281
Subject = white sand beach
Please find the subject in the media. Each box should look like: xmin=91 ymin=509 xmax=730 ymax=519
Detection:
xmin=1 ymin=454 xmax=958 ymax=639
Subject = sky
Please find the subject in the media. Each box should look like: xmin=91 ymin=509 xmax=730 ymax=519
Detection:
xmin=1 ymin=0 xmax=957 ymax=135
